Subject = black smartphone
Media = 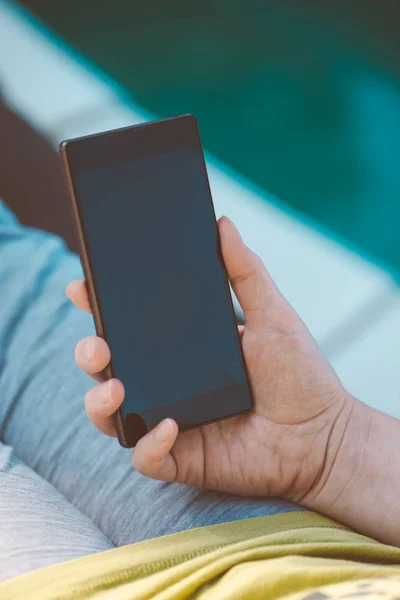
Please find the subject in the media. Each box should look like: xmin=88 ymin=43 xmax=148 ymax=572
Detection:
xmin=60 ymin=114 xmax=252 ymax=447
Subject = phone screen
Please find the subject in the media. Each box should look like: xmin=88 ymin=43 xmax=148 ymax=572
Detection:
xmin=66 ymin=116 xmax=251 ymax=444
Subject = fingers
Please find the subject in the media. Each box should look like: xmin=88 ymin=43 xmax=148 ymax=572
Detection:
xmin=132 ymin=419 xmax=179 ymax=482
xmin=218 ymin=216 xmax=283 ymax=326
xmin=66 ymin=280 xmax=92 ymax=313
xmin=75 ymin=336 xmax=111 ymax=381
xmin=85 ymin=378 xmax=124 ymax=437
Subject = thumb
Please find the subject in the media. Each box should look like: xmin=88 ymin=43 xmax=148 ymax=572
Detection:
xmin=132 ymin=419 xmax=179 ymax=482
xmin=218 ymin=216 xmax=282 ymax=326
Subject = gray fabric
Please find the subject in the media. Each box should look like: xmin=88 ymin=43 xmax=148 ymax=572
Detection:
xmin=0 ymin=200 xmax=301 ymax=581
xmin=0 ymin=445 xmax=113 ymax=583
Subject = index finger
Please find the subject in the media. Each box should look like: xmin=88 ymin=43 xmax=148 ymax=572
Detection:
xmin=66 ymin=280 xmax=92 ymax=313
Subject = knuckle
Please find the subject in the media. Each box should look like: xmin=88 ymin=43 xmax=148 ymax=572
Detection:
xmin=250 ymin=249 xmax=263 ymax=268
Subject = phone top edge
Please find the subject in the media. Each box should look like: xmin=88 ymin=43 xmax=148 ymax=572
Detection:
xmin=59 ymin=140 xmax=68 ymax=152
xmin=59 ymin=113 xmax=196 ymax=149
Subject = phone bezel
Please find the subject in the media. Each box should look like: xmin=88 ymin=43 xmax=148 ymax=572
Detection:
xmin=60 ymin=114 xmax=252 ymax=448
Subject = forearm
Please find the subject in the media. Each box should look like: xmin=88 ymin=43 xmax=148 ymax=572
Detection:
xmin=304 ymin=395 xmax=400 ymax=546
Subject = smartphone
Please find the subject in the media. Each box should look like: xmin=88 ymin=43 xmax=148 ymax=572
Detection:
xmin=60 ymin=114 xmax=252 ymax=447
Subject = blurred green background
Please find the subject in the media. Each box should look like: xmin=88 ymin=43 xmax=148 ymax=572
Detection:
xmin=25 ymin=0 xmax=400 ymax=276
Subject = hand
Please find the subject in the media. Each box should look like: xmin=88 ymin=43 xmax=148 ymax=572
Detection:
xmin=67 ymin=217 xmax=351 ymax=504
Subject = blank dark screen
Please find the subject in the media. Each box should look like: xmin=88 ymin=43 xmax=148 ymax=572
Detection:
xmin=76 ymin=146 xmax=247 ymax=419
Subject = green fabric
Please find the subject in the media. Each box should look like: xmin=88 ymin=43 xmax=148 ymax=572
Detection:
xmin=2 ymin=511 xmax=400 ymax=599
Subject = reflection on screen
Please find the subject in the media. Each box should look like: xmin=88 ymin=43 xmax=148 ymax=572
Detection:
xmin=76 ymin=147 xmax=247 ymax=417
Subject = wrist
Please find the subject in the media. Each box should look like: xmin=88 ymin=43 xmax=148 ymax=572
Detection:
xmin=302 ymin=393 xmax=400 ymax=545
xmin=301 ymin=393 xmax=368 ymax=517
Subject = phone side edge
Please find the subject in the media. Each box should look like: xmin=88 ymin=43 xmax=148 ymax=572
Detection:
xmin=59 ymin=142 xmax=130 ymax=448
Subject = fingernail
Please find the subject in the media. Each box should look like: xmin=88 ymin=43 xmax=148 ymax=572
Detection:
xmin=153 ymin=419 xmax=173 ymax=443
xmin=66 ymin=280 xmax=78 ymax=294
xmin=96 ymin=380 xmax=115 ymax=409
xmin=223 ymin=216 xmax=241 ymax=238
xmin=221 ymin=216 xmax=233 ymax=228
xmin=95 ymin=381 xmax=111 ymax=408
xmin=65 ymin=282 xmax=73 ymax=298
xmin=83 ymin=338 xmax=95 ymax=362
xmin=107 ymin=379 xmax=114 ymax=403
